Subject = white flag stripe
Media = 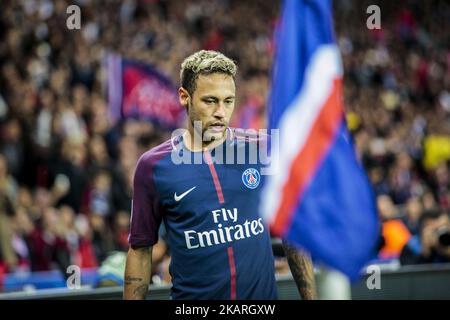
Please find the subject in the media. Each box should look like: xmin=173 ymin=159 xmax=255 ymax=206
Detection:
xmin=261 ymin=45 xmax=343 ymax=224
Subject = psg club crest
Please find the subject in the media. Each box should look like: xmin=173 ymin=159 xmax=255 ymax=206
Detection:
xmin=242 ymin=168 xmax=261 ymax=189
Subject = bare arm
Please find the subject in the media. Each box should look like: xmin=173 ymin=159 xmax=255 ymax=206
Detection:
xmin=282 ymin=239 xmax=317 ymax=300
xmin=123 ymin=246 xmax=152 ymax=300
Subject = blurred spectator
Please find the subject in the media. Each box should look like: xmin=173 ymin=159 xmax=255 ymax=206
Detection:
xmin=87 ymin=170 xmax=113 ymax=218
xmin=48 ymin=138 xmax=88 ymax=213
xmin=377 ymin=194 xmax=412 ymax=259
xmin=402 ymin=196 xmax=423 ymax=235
xmin=400 ymin=210 xmax=450 ymax=265
xmin=90 ymin=212 xmax=114 ymax=264
xmin=10 ymin=206 xmax=34 ymax=271
xmin=0 ymin=118 xmax=25 ymax=181
xmin=26 ymin=207 xmax=71 ymax=275
xmin=113 ymin=211 xmax=131 ymax=252
xmin=87 ymin=135 xmax=112 ymax=173
xmin=0 ymin=154 xmax=18 ymax=204
xmin=0 ymin=193 xmax=16 ymax=271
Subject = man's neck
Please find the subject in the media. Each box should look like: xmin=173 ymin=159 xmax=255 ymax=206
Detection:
xmin=183 ymin=128 xmax=227 ymax=152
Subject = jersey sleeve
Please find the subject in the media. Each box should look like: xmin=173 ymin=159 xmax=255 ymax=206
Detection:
xmin=128 ymin=152 xmax=162 ymax=248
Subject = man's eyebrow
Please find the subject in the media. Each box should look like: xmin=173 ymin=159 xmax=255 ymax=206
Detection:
xmin=201 ymin=95 xmax=218 ymax=99
xmin=200 ymin=95 xmax=235 ymax=100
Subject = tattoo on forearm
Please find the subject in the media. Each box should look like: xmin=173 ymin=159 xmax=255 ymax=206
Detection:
xmin=125 ymin=276 xmax=143 ymax=285
xmin=133 ymin=284 xmax=149 ymax=298
xmin=282 ymin=240 xmax=317 ymax=300
xmin=124 ymin=275 xmax=148 ymax=299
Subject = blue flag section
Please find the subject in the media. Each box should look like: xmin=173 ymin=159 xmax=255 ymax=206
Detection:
xmin=261 ymin=0 xmax=380 ymax=280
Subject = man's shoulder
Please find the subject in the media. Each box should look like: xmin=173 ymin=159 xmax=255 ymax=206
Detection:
xmin=137 ymin=138 xmax=173 ymax=168
xmin=231 ymin=127 xmax=270 ymax=147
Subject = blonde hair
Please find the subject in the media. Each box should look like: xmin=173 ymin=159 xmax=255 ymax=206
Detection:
xmin=180 ymin=50 xmax=237 ymax=95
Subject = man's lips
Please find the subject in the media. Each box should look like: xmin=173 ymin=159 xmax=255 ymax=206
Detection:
xmin=208 ymin=123 xmax=226 ymax=132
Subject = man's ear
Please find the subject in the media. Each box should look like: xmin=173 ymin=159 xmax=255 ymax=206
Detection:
xmin=178 ymin=87 xmax=190 ymax=109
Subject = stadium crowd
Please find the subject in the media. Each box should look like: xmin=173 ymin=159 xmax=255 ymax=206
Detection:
xmin=0 ymin=0 xmax=449 ymax=290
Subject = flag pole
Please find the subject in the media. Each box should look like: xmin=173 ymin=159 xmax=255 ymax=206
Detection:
xmin=316 ymin=267 xmax=351 ymax=300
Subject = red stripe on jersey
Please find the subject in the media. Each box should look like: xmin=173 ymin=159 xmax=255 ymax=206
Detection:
xmin=204 ymin=150 xmax=225 ymax=204
xmin=227 ymin=246 xmax=237 ymax=300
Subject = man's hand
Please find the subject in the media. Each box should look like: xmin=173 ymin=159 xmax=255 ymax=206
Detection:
xmin=282 ymin=239 xmax=317 ymax=300
xmin=124 ymin=246 xmax=153 ymax=300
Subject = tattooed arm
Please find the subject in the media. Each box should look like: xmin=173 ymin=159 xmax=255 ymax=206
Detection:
xmin=123 ymin=246 xmax=152 ymax=300
xmin=282 ymin=239 xmax=317 ymax=300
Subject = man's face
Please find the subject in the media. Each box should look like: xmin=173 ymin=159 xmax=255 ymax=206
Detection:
xmin=181 ymin=73 xmax=235 ymax=143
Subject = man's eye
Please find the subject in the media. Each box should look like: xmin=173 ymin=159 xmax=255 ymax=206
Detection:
xmin=205 ymin=100 xmax=215 ymax=104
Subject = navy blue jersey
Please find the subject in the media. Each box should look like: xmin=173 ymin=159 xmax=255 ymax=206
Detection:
xmin=129 ymin=129 xmax=277 ymax=300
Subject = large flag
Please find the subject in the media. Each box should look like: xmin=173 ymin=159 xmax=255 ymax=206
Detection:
xmin=261 ymin=0 xmax=380 ymax=280
xmin=107 ymin=53 xmax=185 ymax=129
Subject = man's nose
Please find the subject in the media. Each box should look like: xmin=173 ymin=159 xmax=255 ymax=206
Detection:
xmin=213 ymin=102 xmax=226 ymax=118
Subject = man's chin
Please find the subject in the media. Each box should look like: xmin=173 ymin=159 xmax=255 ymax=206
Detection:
xmin=204 ymin=129 xmax=226 ymax=143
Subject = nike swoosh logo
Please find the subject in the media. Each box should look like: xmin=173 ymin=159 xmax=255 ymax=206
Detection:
xmin=174 ymin=186 xmax=196 ymax=202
